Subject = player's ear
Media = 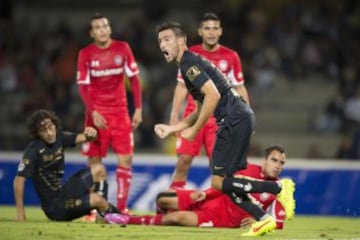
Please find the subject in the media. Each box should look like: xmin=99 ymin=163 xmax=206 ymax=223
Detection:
xmin=198 ymin=28 xmax=202 ymax=37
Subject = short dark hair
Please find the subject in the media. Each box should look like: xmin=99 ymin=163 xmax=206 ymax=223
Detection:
xmin=155 ymin=21 xmax=187 ymax=39
xmin=264 ymin=144 xmax=286 ymax=158
xmin=27 ymin=109 xmax=61 ymax=139
xmin=200 ymin=12 xmax=220 ymax=24
xmin=88 ymin=13 xmax=109 ymax=31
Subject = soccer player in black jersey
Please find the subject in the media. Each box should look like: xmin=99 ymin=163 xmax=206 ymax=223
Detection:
xmin=13 ymin=109 xmax=119 ymax=221
xmin=154 ymin=22 xmax=294 ymax=236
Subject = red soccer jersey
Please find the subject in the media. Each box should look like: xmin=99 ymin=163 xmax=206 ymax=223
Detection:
xmin=235 ymin=164 xmax=278 ymax=210
xmin=235 ymin=164 xmax=286 ymax=229
xmin=177 ymin=44 xmax=244 ymax=114
xmin=77 ymin=40 xmax=139 ymax=113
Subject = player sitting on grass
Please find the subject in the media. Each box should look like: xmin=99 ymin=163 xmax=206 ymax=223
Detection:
xmin=104 ymin=145 xmax=295 ymax=235
xmin=13 ymin=109 xmax=119 ymax=221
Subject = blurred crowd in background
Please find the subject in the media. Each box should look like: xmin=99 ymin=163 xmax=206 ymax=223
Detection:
xmin=0 ymin=0 xmax=359 ymax=159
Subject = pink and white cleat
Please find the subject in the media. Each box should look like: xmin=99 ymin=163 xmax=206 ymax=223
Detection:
xmin=104 ymin=213 xmax=130 ymax=225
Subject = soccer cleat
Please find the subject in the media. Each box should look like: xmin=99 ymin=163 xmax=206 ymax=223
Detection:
xmin=242 ymin=216 xmax=276 ymax=236
xmin=82 ymin=209 xmax=97 ymax=223
xmin=104 ymin=213 xmax=130 ymax=225
xmin=277 ymin=178 xmax=296 ymax=220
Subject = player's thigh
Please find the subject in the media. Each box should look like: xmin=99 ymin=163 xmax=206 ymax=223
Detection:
xmin=176 ymin=189 xmax=197 ymax=210
xmin=203 ymin=121 xmax=217 ymax=157
xmin=62 ymin=169 xmax=94 ymax=198
xmin=110 ymin=119 xmax=134 ymax=154
xmin=163 ymin=211 xmax=198 ymax=227
xmin=225 ymin=116 xmax=254 ymax=175
xmin=211 ymin=124 xmax=233 ymax=176
xmin=82 ymin=127 xmax=110 ymax=157
xmin=45 ymin=194 xmax=92 ymax=221
xmin=176 ymin=133 xmax=202 ymax=156
xmin=211 ymin=116 xmax=254 ymax=176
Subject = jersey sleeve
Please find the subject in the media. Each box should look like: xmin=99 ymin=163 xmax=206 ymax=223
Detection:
xmin=123 ymin=43 xmax=140 ymax=77
xmin=16 ymin=147 xmax=37 ymax=178
xmin=60 ymin=131 xmax=78 ymax=148
xmin=181 ymin=62 xmax=209 ymax=90
xmin=76 ymin=49 xmax=90 ymax=85
xmin=227 ymin=51 xmax=244 ymax=86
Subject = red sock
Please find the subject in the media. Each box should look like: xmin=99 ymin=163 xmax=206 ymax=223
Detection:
xmin=169 ymin=181 xmax=186 ymax=189
xmin=129 ymin=214 xmax=163 ymax=225
xmin=116 ymin=166 xmax=132 ymax=212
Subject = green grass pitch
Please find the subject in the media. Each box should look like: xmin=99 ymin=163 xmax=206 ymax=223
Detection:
xmin=1 ymin=206 xmax=359 ymax=240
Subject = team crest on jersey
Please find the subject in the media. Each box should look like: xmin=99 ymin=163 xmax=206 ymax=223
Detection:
xmin=186 ymin=65 xmax=201 ymax=81
xmin=218 ymin=60 xmax=228 ymax=72
xmin=114 ymin=55 xmax=123 ymax=66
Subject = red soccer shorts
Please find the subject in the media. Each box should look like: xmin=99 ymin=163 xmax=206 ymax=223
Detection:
xmin=176 ymin=189 xmax=248 ymax=228
xmin=82 ymin=111 xmax=133 ymax=157
xmin=176 ymin=116 xmax=217 ymax=157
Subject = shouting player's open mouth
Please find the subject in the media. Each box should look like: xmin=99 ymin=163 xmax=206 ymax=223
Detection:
xmin=162 ymin=50 xmax=170 ymax=61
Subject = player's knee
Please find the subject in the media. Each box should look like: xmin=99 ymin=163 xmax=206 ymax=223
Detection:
xmin=178 ymin=155 xmax=193 ymax=165
xmin=165 ymin=212 xmax=186 ymax=225
xmin=91 ymin=163 xmax=106 ymax=180
xmin=90 ymin=192 xmax=107 ymax=209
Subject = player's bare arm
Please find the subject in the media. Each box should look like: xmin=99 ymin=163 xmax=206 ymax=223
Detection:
xmin=181 ymin=80 xmax=219 ymax=141
xmin=169 ymin=81 xmax=188 ymax=125
xmin=235 ymin=84 xmax=250 ymax=104
xmin=132 ymin=108 xmax=143 ymax=129
xmin=13 ymin=176 xmax=27 ymax=221
xmin=75 ymin=127 xmax=98 ymax=144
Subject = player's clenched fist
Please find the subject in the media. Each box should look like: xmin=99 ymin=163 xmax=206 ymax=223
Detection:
xmin=84 ymin=127 xmax=97 ymax=141
xmin=154 ymin=124 xmax=172 ymax=139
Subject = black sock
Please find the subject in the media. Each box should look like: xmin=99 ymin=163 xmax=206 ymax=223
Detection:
xmin=227 ymin=191 xmax=266 ymax=221
xmin=222 ymin=177 xmax=280 ymax=195
xmin=94 ymin=181 xmax=108 ymax=200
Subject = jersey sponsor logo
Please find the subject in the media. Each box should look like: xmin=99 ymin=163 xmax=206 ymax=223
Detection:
xmin=91 ymin=60 xmax=100 ymax=67
xmin=90 ymin=68 xmax=123 ymax=77
xmin=114 ymin=55 xmax=123 ymax=66
xmin=218 ymin=60 xmax=228 ymax=72
xmin=186 ymin=65 xmax=201 ymax=81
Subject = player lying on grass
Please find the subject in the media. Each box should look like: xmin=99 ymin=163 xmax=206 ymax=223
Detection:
xmin=105 ymin=145 xmax=295 ymax=231
xmin=13 ymin=109 xmax=119 ymax=221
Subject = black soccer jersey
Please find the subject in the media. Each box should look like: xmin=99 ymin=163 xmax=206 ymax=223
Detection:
xmin=179 ymin=50 xmax=253 ymax=124
xmin=16 ymin=131 xmax=77 ymax=206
